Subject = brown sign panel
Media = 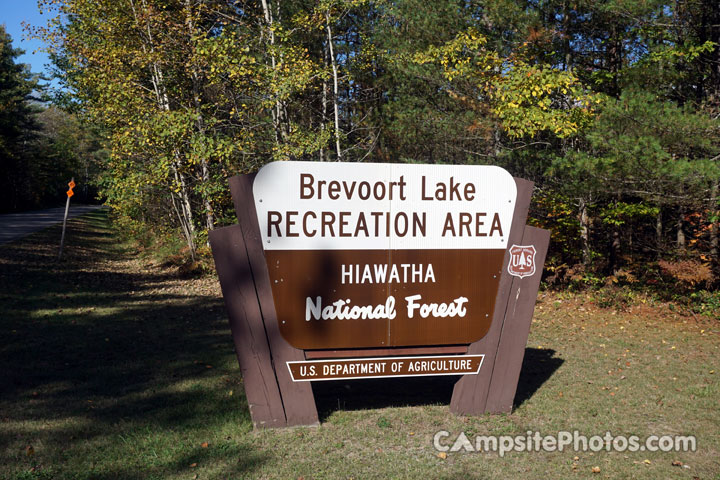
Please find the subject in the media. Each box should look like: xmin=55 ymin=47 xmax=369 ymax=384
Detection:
xmin=267 ymin=249 xmax=505 ymax=349
xmin=287 ymin=355 xmax=484 ymax=381
xmin=254 ymin=162 xmax=518 ymax=350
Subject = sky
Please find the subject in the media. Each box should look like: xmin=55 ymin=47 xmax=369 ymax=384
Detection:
xmin=1 ymin=0 xmax=54 ymax=83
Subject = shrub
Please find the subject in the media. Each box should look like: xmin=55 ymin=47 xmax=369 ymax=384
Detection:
xmin=593 ymin=285 xmax=636 ymax=311
xmin=658 ymin=259 xmax=713 ymax=289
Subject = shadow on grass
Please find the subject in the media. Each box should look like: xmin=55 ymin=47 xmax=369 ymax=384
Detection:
xmin=313 ymin=375 xmax=462 ymax=421
xmin=313 ymin=347 xmax=563 ymax=421
xmin=513 ymin=347 xmax=564 ymax=408
xmin=0 ymin=211 xmax=265 ymax=479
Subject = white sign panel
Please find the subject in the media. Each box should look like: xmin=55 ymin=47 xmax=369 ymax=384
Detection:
xmin=253 ymin=161 xmax=517 ymax=251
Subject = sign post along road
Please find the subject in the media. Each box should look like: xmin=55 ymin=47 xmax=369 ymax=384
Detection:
xmin=210 ymin=161 xmax=550 ymax=428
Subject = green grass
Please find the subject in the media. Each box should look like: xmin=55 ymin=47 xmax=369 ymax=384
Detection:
xmin=1 ymin=210 xmax=719 ymax=479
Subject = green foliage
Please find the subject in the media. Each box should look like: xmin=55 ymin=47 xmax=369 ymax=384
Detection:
xmin=376 ymin=416 xmax=392 ymax=429
xmin=411 ymin=28 xmax=601 ymax=139
xmin=0 ymin=26 xmax=102 ymax=212
xmin=491 ymin=64 xmax=599 ymax=139
xmin=688 ymin=290 xmax=720 ymax=317
xmin=528 ymin=190 xmax=584 ymax=270
xmin=0 ymin=25 xmax=41 ymax=211
xmin=551 ymin=91 xmax=719 ymax=201
xmin=32 ymin=0 xmax=720 ymax=285
xmin=599 ymin=202 xmax=659 ymax=227
xmin=593 ymin=285 xmax=637 ymax=311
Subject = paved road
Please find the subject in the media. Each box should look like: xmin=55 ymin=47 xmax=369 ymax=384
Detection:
xmin=0 ymin=205 xmax=105 ymax=245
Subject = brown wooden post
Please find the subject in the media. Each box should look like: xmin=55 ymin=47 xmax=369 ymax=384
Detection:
xmin=450 ymin=178 xmax=533 ymax=416
xmin=209 ymin=225 xmax=287 ymax=428
xmin=229 ymin=175 xmax=319 ymax=427
xmin=484 ymin=226 xmax=550 ymax=413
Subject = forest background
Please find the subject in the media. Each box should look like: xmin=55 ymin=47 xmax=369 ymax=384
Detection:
xmin=1 ymin=0 xmax=719 ymax=307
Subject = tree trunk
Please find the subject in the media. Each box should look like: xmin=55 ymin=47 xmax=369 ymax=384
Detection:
xmin=608 ymin=24 xmax=622 ymax=98
xmin=579 ymin=198 xmax=591 ymax=265
xmin=326 ymin=11 xmax=342 ymax=161
xmin=710 ymin=181 xmax=719 ymax=269
xmin=563 ymin=1 xmax=571 ymax=71
xmin=260 ymin=0 xmax=287 ymax=147
xmin=185 ymin=0 xmax=214 ymax=235
xmin=698 ymin=0 xmax=720 ymax=106
xmin=131 ymin=0 xmax=196 ymax=259
xmin=655 ymin=206 xmax=663 ymax=258
xmin=610 ymin=229 xmax=621 ymax=274
xmin=676 ymin=206 xmax=686 ymax=253
xmin=320 ymin=41 xmax=329 ymax=162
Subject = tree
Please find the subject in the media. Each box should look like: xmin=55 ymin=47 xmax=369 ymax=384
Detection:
xmin=35 ymin=0 xmax=720 ymax=283
xmin=0 ymin=25 xmax=42 ymax=212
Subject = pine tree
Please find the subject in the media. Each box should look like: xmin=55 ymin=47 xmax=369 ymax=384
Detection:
xmin=0 ymin=25 xmax=41 ymax=212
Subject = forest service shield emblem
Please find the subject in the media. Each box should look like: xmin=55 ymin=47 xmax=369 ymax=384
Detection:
xmin=508 ymin=244 xmax=537 ymax=279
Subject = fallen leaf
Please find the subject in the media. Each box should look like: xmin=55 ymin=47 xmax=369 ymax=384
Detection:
xmin=190 ymin=462 xmax=198 ymax=468
xmin=437 ymin=452 xmax=447 ymax=459
xmin=671 ymin=460 xmax=683 ymax=467
xmin=201 ymin=442 xmax=209 ymax=448
xmin=592 ymin=466 xmax=600 ymax=473
xmin=644 ymin=459 xmax=651 ymax=465
xmin=25 ymin=445 xmax=34 ymax=457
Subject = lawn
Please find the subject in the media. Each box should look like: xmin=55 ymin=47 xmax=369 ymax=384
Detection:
xmin=1 ymin=210 xmax=718 ymax=479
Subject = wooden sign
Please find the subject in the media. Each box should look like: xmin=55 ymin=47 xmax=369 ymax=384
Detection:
xmin=210 ymin=162 xmax=550 ymax=428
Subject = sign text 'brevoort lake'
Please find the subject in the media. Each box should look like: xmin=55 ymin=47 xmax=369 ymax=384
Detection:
xmin=253 ymin=161 xmax=517 ymax=350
